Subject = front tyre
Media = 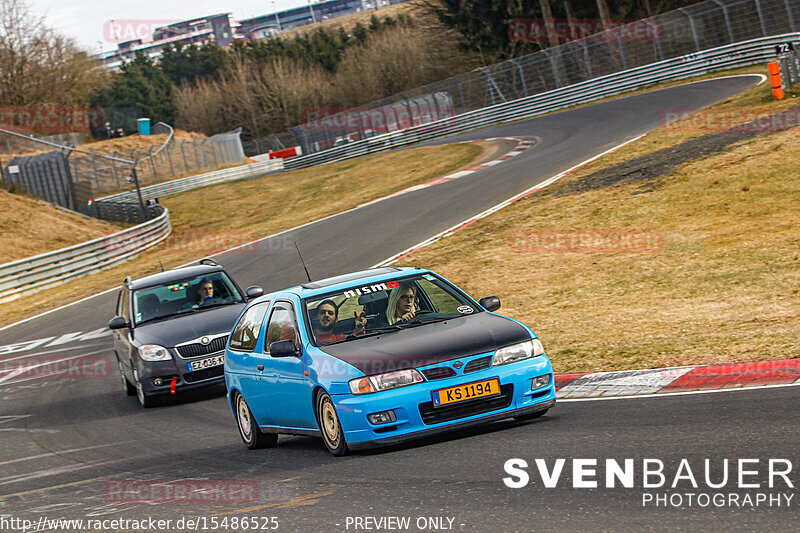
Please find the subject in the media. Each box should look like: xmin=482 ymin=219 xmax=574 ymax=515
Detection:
xmin=132 ymin=367 xmax=155 ymax=408
xmin=316 ymin=391 xmax=348 ymax=456
xmin=235 ymin=392 xmax=277 ymax=450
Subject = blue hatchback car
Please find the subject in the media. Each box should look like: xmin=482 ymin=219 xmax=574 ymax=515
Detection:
xmin=224 ymin=267 xmax=555 ymax=455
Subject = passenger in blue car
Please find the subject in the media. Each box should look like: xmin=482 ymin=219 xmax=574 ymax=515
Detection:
xmin=313 ymin=299 xmax=366 ymax=344
xmin=386 ymin=282 xmax=417 ymax=324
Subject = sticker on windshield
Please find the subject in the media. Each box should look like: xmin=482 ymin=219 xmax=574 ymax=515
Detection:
xmin=168 ymin=282 xmax=190 ymax=292
xmin=457 ymin=306 xmax=474 ymax=314
xmin=423 ymin=274 xmax=435 ymax=281
xmin=136 ymin=313 xmax=142 ymax=321
xmin=342 ymin=280 xmax=399 ymax=299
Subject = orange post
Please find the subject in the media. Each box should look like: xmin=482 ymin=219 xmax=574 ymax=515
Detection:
xmin=768 ymin=61 xmax=784 ymax=100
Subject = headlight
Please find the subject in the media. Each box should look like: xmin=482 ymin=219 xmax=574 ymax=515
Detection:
xmin=493 ymin=339 xmax=545 ymax=366
xmin=138 ymin=344 xmax=172 ymax=362
xmin=349 ymin=369 xmax=424 ymax=395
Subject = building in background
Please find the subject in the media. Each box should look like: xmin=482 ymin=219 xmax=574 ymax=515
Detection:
xmin=96 ymin=0 xmax=409 ymax=69
xmin=96 ymin=14 xmax=237 ymax=70
xmin=238 ymin=0 xmax=394 ymax=40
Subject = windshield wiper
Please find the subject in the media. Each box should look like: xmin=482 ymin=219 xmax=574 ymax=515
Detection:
xmin=196 ymin=300 xmax=237 ymax=310
xmin=405 ymin=315 xmax=450 ymax=326
xmin=323 ymin=325 xmax=403 ymax=345
xmin=136 ymin=314 xmax=183 ymax=326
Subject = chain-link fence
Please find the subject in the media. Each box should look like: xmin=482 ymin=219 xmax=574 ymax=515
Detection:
xmin=245 ymin=0 xmax=799 ymax=157
xmin=2 ymin=124 xmax=245 ymax=222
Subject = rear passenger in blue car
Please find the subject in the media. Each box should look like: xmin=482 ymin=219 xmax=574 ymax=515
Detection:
xmin=312 ymin=299 xmax=366 ymax=345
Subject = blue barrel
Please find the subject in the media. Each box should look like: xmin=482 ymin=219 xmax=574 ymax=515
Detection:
xmin=138 ymin=118 xmax=151 ymax=136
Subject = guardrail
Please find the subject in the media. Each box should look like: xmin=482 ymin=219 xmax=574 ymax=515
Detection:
xmin=0 ymin=206 xmax=171 ymax=303
xmin=283 ymin=33 xmax=800 ymax=171
xmin=96 ymin=158 xmax=285 ymax=203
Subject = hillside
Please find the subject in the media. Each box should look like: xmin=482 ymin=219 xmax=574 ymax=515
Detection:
xmin=0 ymin=188 xmax=118 ymax=263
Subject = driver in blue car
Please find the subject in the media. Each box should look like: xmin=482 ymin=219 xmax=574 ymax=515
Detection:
xmin=313 ymin=299 xmax=366 ymax=344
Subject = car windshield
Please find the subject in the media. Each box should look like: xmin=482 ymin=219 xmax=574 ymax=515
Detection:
xmin=132 ymin=271 xmax=244 ymax=326
xmin=304 ymin=273 xmax=479 ymax=346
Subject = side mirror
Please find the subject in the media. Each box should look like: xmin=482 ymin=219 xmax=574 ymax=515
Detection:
xmin=108 ymin=316 xmax=130 ymax=330
xmin=479 ymin=296 xmax=501 ymax=312
xmin=245 ymin=286 xmax=264 ymax=300
xmin=269 ymin=340 xmax=300 ymax=357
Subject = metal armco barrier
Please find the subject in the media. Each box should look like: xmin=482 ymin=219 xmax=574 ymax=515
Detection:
xmin=0 ymin=155 xmax=283 ymax=301
xmin=282 ymin=33 xmax=800 ymax=171
xmin=0 ymin=206 xmax=171 ymax=303
xmin=95 ymin=158 xmax=285 ymax=204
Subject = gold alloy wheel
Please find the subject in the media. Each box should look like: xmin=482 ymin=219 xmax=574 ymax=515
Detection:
xmin=237 ymin=395 xmax=252 ymax=441
xmin=317 ymin=391 xmax=347 ymax=455
xmin=321 ymin=400 xmax=340 ymax=447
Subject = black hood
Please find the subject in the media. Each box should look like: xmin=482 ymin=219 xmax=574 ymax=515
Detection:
xmin=132 ymin=304 xmax=245 ymax=347
xmin=319 ymin=312 xmax=531 ymax=374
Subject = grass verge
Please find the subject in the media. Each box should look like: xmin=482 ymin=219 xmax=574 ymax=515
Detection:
xmin=0 ymin=189 xmax=121 ymax=262
xmin=395 ymin=79 xmax=800 ymax=373
xmin=0 ymin=141 xmax=485 ymax=328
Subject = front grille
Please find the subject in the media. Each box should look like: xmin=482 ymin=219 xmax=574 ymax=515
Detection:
xmin=184 ymin=365 xmax=224 ymax=383
xmin=422 ymin=367 xmax=457 ymax=380
xmin=176 ymin=335 xmax=228 ymax=358
xmin=418 ymin=384 xmax=513 ymax=425
xmin=463 ymin=356 xmax=492 ymax=373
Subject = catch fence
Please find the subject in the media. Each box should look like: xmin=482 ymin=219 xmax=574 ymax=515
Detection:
xmin=242 ymin=0 xmax=800 ymax=158
xmin=2 ymin=124 xmax=245 ymax=222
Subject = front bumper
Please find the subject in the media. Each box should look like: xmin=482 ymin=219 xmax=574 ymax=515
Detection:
xmin=348 ymin=398 xmax=555 ymax=451
xmin=334 ymin=353 xmax=555 ymax=449
xmin=136 ymin=356 xmax=224 ymax=396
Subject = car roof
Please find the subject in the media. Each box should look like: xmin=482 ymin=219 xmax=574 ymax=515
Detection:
xmin=127 ymin=263 xmax=226 ymax=290
xmin=264 ymin=266 xmax=429 ymax=301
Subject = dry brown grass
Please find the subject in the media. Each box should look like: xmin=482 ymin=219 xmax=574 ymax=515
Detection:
xmin=397 ymin=87 xmax=800 ymax=373
xmin=0 ymin=129 xmax=204 ymax=161
xmin=0 ymin=142 xmax=484 ymax=327
xmin=282 ymin=3 xmax=421 ymax=38
xmin=0 ymin=189 xmax=120 ymax=262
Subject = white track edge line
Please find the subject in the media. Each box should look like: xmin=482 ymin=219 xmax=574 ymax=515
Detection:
xmin=372 ymin=133 xmax=646 ymax=267
xmin=559 ymin=381 xmax=800 ymax=402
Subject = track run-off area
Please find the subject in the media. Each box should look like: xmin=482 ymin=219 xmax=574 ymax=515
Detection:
xmin=1 ymin=75 xmax=797 ymax=532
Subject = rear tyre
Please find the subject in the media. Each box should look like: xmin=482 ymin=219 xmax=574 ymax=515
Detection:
xmin=514 ymin=409 xmax=548 ymax=422
xmin=118 ymin=359 xmax=135 ymax=396
xmin=316 ymin=391 xmax=348 ymax=456
xmin=235 ymin=392 xmax=277 ymax=450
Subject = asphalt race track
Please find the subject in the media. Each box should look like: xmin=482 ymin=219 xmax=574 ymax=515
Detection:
xmin=2 ymin=75 xmax=798 ymax=532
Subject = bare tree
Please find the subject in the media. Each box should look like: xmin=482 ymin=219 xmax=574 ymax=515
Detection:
xmin=0 ymin=0 xmax=105 ymax=108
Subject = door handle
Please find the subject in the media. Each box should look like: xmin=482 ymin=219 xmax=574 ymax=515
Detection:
xmin=257 ymin=365 xmax=264 ymax=371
